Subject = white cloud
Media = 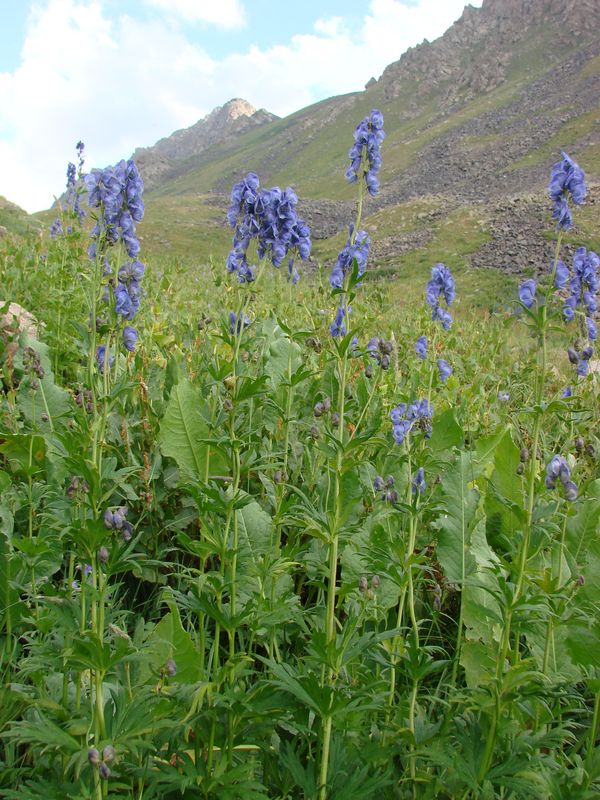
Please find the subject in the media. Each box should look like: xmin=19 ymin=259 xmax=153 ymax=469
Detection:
xmin=0 ymin=0 xmax=481 ymax=212
xmin=145 ymin=0 xmax=246 ymax=28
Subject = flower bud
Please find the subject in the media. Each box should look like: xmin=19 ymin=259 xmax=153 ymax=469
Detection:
xmin=99 ymin=546 xmax=109 ymax=564
xmin=102 ymin=745 xmax=115 ymax=763
xmin=519 ymin=447 xmax=529 ymax=462
xmin=371 ymin=575 xmax=381 ymax=589
xmin=99 ymin=762 xmax=111 ymax=780
xmin=358 ymin=576 xmax=368 ymax=592
xmin=331 ymin=412 xmax=340 ymax=428
xmin=165 ymin=658 xmax=177 ymax=677
xmin=88 ymin=747 xmax=101 ymax=766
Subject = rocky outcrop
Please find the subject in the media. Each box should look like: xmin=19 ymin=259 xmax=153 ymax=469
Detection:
xmin=133 ymin=99 xmax=278 ymax=190
xmin=375 ymin=0 xmax=600 ymax=105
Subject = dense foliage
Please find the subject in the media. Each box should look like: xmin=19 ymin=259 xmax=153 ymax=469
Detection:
xmin=0 ymin=116 xmax=599 ymax=800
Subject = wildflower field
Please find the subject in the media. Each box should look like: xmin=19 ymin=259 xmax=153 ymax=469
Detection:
xmin=0 ymin=112 xmax=599 ymax=800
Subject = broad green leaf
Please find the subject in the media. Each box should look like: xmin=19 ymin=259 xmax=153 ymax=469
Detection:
xmin=565 ymin=622 xmax=600 ymax=668
xmin=435 ymin=451 xmax=480 ymax=585
xmin=430 ymin=407 xmax=463 ymax=453
xmin=145 ymin=599 xmax=202 ymax=684
xmin=263 ymin=322 xmax=302 ymax=390
xmin=158 ymin=379 xmax=225 ymax=480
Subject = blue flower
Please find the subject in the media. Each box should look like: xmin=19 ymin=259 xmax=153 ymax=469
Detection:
xmin=96 ymin=345 xmax=114 ymax=372
xmin=426 ymin=263 xmax=454 ymax=329
xmin=587 ymin=317 xmax=597 ymax=341
xmin=123 ymin=326 xmax=138 ymax=352
xmin=330 ymin=304 xmax=349 ymax=338
xmin=563 ymin=247 xmax=599 ymax=326
xmin=554 ymin=259 xmax=569 ymax=290
xmin=562 ymin=385 xmax=573 ymax=398
xmin=412 ymin=467 xmax=426 ymax=495
xmin=415 ymin=335 xmax=428 ymax=359
xmin=86 ymin=159 xmax=144 ymax=258
xmin=391 ymin=399 xmax=433 ymax=445
xmin=437 ymin=358 xmax=452 ymax=383
xmin=345 ymin=109 xmax=385 ymax=197
xmin=519 ymin=279 xmax=537 ymax=309
xmin=545 ymin=454 xmax=578 ymax=501
xmin=549 ymin=151 xmax=586 ymax=231
xmin=330 ymin=226 xmax=371 ymax=289
xmin=229 ymin=311 xmax=250 ymax=335
xmin=226 ymin=173 xmax=311 ymax=282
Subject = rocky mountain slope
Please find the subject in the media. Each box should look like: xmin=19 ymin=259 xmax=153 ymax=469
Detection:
xmin=130 ymin=0 xmax=599 ymax=278
xmin=132 ymin=99 xmax=278 ymax=190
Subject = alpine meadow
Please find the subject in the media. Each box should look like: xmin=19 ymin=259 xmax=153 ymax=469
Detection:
xmin=1 ymin=0 xmax=600 ymax=798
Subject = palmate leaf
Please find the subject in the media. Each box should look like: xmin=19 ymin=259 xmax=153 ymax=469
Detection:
xmin=2 ymin=709 xmax=82 ymax=756
xmin=158 ymin=378 xmax=226 ymax=481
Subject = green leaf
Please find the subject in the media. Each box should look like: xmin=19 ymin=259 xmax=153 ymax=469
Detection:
xmin=565 ymin=622 xmax=600 ymax=668
xmin=263 ymin=323 xmax=302 ymax=390
xmin=159 ymin=379 xmax=225 ymax=480
xmin=431 ymin=407 xmax=463 ymax=453
xmin=0 ymin=505 xmax=24 ymax=632
xmin=145 ymin=599 xmax=202 ymax=684
xmin=435 ymin=451 xmax=481 ymax=585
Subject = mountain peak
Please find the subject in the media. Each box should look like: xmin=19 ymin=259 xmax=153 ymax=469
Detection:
xmin=133 ymin=98 xmax=278 ymax=190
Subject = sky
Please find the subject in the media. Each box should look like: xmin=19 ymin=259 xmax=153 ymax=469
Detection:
xmin=0 ymin=0 xmax=482 ymax=213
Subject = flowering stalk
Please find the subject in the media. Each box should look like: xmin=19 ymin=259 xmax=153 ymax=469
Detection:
xmin=318 ymin=109 xmax=384 ymax=800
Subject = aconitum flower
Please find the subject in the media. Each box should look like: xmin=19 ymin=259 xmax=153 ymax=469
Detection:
xmin=86 ymin=159 xmax=144 ymax=259
xmin=367 ymin=336 xmax=393 ymax=369
xmin=330 ymin=226 xmax=371 ymax=289
xmin=437 ymin=358 xmax=452 ymax=383
xmin=545 ymin=454 xmax=578 ymax=501
xmin=412 ymin=467 xmax=426 ymax=495
xmin=519 ymin=279 xmax=537 ymax=309
xmin=345 ymin=109 xmax=385 ymax=196
xmin=49 ymin=218 xmax=63 ymax=238
xmin=562 ymin=248 xmax=599 ymax=343
xmin=562 ymin=386 xmax=573 ymax=398
xmin=229 ymin=311 xmax=250 ymax=335
xmin=373 ymin=475 xmax=397 ymax=503
xmin=96 ymin=345 xmax=114 ymax=372
xmin=549 ymin=151 xmax=586 ymax=231
xmin=330 ymin=304 xmax=349 ymax=338
xmin=123 ymin=326 xmax=138 ymax=352
xmin=226 ymin=173 xmax=311 ymax=283
xmin=426 ymin=263 xmax=455 ymax=329
xmin=415 ymin=335 xmax=428 ymax=359
xmin=391 ymin=399 xmax=433 ymax=445
xmin=554 ymin=259 xmax=569 ymax=290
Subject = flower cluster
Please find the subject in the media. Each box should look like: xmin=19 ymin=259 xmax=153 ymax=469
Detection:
xmin=549 ymin=151 xmax=586 ymax=231
xmin=545 ymin=455 xmax=578 ymax=501
xmin=426 ymin=263 xmax=455 ymax=329
xmin=373 ymin=475 xmax=398 ymax=503
xmin=86 ymin=159 xmax=145 ymax=358
xmin=367 ymin=336 xmax=393 ymax=369
xmin=391 ymin=399 xmax=433 ymax=445
xmin=330 ymin=225 xmax=371 ymax=289
xmin=345 ymin=109 xmax=385 ymax=196
xmin=567 ymin=342 xmax=594 ymax=377
xmin=86 ymin=159 xmax=144 ymax=260
xmin=563 ymin=247 xmax=599 ymax=332
xmin=103 ymin=506 xmax=134 ymax=540
xmin=412 ymin=467 xmax=426 ymax=495
xmin=49 ymin=141 xmax=86 ymax=236
xmin=226 ymin=173 xmax=311 ymax=284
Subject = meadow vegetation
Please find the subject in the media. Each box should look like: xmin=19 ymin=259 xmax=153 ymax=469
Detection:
xmin=0 ymin=113 xmax=599 ymax=800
